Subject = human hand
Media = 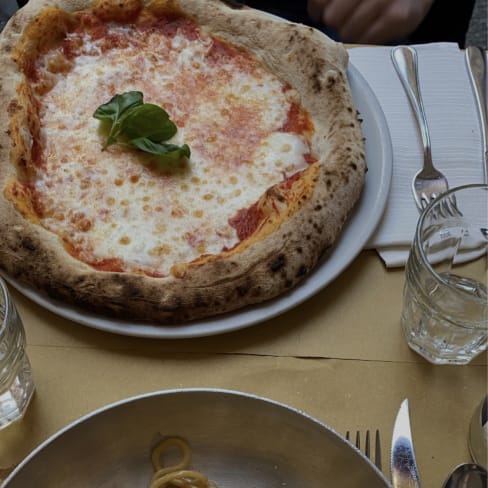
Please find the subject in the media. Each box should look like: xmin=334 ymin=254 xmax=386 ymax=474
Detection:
xmin=307 ymin=0 xmax=435 ymax=44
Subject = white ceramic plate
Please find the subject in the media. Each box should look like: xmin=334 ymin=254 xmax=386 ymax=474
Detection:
xmin=4 ymin=63 xmax=393 ymax=338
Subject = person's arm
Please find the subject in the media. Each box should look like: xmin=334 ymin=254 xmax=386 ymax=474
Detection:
xmin=307 ymin=0 xmax=435 ymax=44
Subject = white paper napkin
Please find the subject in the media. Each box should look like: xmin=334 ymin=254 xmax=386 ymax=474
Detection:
xmin=348 ymin=43 xmax=485 ymax=267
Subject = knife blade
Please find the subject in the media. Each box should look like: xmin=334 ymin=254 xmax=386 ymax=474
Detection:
xmin=465 ymin=46 xmax=488 ymax=185
xmin=391 ymin=399 xmax=422 ymax=488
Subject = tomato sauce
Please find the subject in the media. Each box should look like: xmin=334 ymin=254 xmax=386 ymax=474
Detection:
xmin=89 ymin=257 xmax=126 ymax=272
xmin=23 ymin=60 xmax=39 ymax=82
xmin=280 ymin=102 xmax=314 ymax=134
xmin=135 ymin=13 xmax=199 ymax=42
xmin=207 ymin=37 xmax=251 ymax=65
xmin=228 ymin=202 xmax=263 ymax=241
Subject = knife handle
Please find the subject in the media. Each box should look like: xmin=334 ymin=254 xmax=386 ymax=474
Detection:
xmin=465 ymin=46 xmax=488 ymax=184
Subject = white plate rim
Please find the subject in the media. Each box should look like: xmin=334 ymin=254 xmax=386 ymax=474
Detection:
xmin=3 ymin=62 xmax=393 ymax=339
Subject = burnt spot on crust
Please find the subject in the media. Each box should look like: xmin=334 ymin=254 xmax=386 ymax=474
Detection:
xmin=270 ymin=253 xmax=286 ymax=272
xmin=287 ymin=30 xmax=297 ymax=45
xmin=325 ymin=71 xmax=338 ymax=89
xmin=236 ymin=284 xmax=249 ymax=297
xmin=310 ymin=58 xmax=327 ymax=94
xmin=21 ymin=237 xmax=36 ymax=251
xmin=8 ymin=16 xmax=20 ymax=32
xmin=250 ymin=285 xmax=263 ymax=298
xmin=296 ymin=264 xmax=307 ymax=277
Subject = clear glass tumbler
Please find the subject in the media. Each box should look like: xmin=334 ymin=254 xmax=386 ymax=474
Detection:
xmin=0 ymin=276 xmax=35 ymax=429
xmin=401 ymin=184 xmax=488 ymax=365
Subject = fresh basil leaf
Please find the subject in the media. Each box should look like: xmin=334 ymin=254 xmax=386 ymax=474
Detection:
xmin=94 ymin=91 xmax=144 ymax=148
xmin=93 ymin=91 xmax=143 ymax=122
xmin=121 ymin=104 xmax=177 ymax=142
xmin=129 ymin=138 xmax=191 ymax=161
xmin=94 ymin=91 xmax=191 ymax=163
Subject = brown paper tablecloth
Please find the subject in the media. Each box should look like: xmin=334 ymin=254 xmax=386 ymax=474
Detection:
xmin=1 ymin=251 xmax=486 ymax=488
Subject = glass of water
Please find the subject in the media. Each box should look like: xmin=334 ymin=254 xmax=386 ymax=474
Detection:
xmin=401 ymin=184 xmax=488 ymax=365
xmin=0 ymin=276 xmax=35 ymax=429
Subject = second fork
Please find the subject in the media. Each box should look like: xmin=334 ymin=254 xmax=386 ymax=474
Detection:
xmin=346 ymin=429 xmax=383 ymax=471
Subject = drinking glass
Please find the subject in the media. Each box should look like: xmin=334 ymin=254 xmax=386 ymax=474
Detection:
xmin=0 ymin=276 xmax=35 ymax=429
xmin=401 ymin=184 xmax=488 ymax=364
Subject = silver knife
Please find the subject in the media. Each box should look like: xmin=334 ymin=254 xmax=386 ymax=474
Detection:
xmin=391 ymin=399 xmax=422 ymax=488
xmin=465 ymin=46 xmax=488 ymax=184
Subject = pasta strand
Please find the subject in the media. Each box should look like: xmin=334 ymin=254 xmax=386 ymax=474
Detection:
xmin=149 ymin=437 xmax=218 ymax=488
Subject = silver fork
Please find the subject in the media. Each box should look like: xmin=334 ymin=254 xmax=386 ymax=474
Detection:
xmin=391 ymin=46 xmax=453 ymax=212
xmin=346 ymin=429 xmax=382 ymax=471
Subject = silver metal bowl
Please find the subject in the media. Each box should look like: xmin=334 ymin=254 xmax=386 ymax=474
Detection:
xmin=4 ymin=389 xmax=390 ymax=487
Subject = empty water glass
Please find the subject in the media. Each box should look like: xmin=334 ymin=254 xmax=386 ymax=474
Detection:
xmin=0 ymin=276 xmax=35 ymax=429
xmin=401 ymin=184 xmax=488 ymax=365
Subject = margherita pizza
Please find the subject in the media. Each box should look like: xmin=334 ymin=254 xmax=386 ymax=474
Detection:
xmin=0 ymin=0 xmax=366 ymax=323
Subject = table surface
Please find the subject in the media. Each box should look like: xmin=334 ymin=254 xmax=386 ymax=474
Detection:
xmin=1 ymin=249 xmax=486 ymax=487
xmin=0 ymin=1 xmax=486 ymax=480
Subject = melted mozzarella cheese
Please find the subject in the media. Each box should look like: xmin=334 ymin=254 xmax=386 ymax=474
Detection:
xmin=33 ymin=20 xmax=314 ymax=276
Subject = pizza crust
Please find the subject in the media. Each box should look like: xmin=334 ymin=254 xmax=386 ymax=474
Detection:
xmin=0 ymin=0 xmax=365 ymax=323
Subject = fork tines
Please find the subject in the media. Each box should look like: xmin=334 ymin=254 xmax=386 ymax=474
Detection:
xmin=346 ymin=429 xmax=382 ymax=471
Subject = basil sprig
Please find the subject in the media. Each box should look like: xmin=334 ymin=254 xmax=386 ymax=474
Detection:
xmin=93 ymin=91 xmax=190 ymax=162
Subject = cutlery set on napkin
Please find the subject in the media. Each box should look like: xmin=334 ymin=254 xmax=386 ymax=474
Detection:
xmin=349 ymin=43 xmax=486 ymax=268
